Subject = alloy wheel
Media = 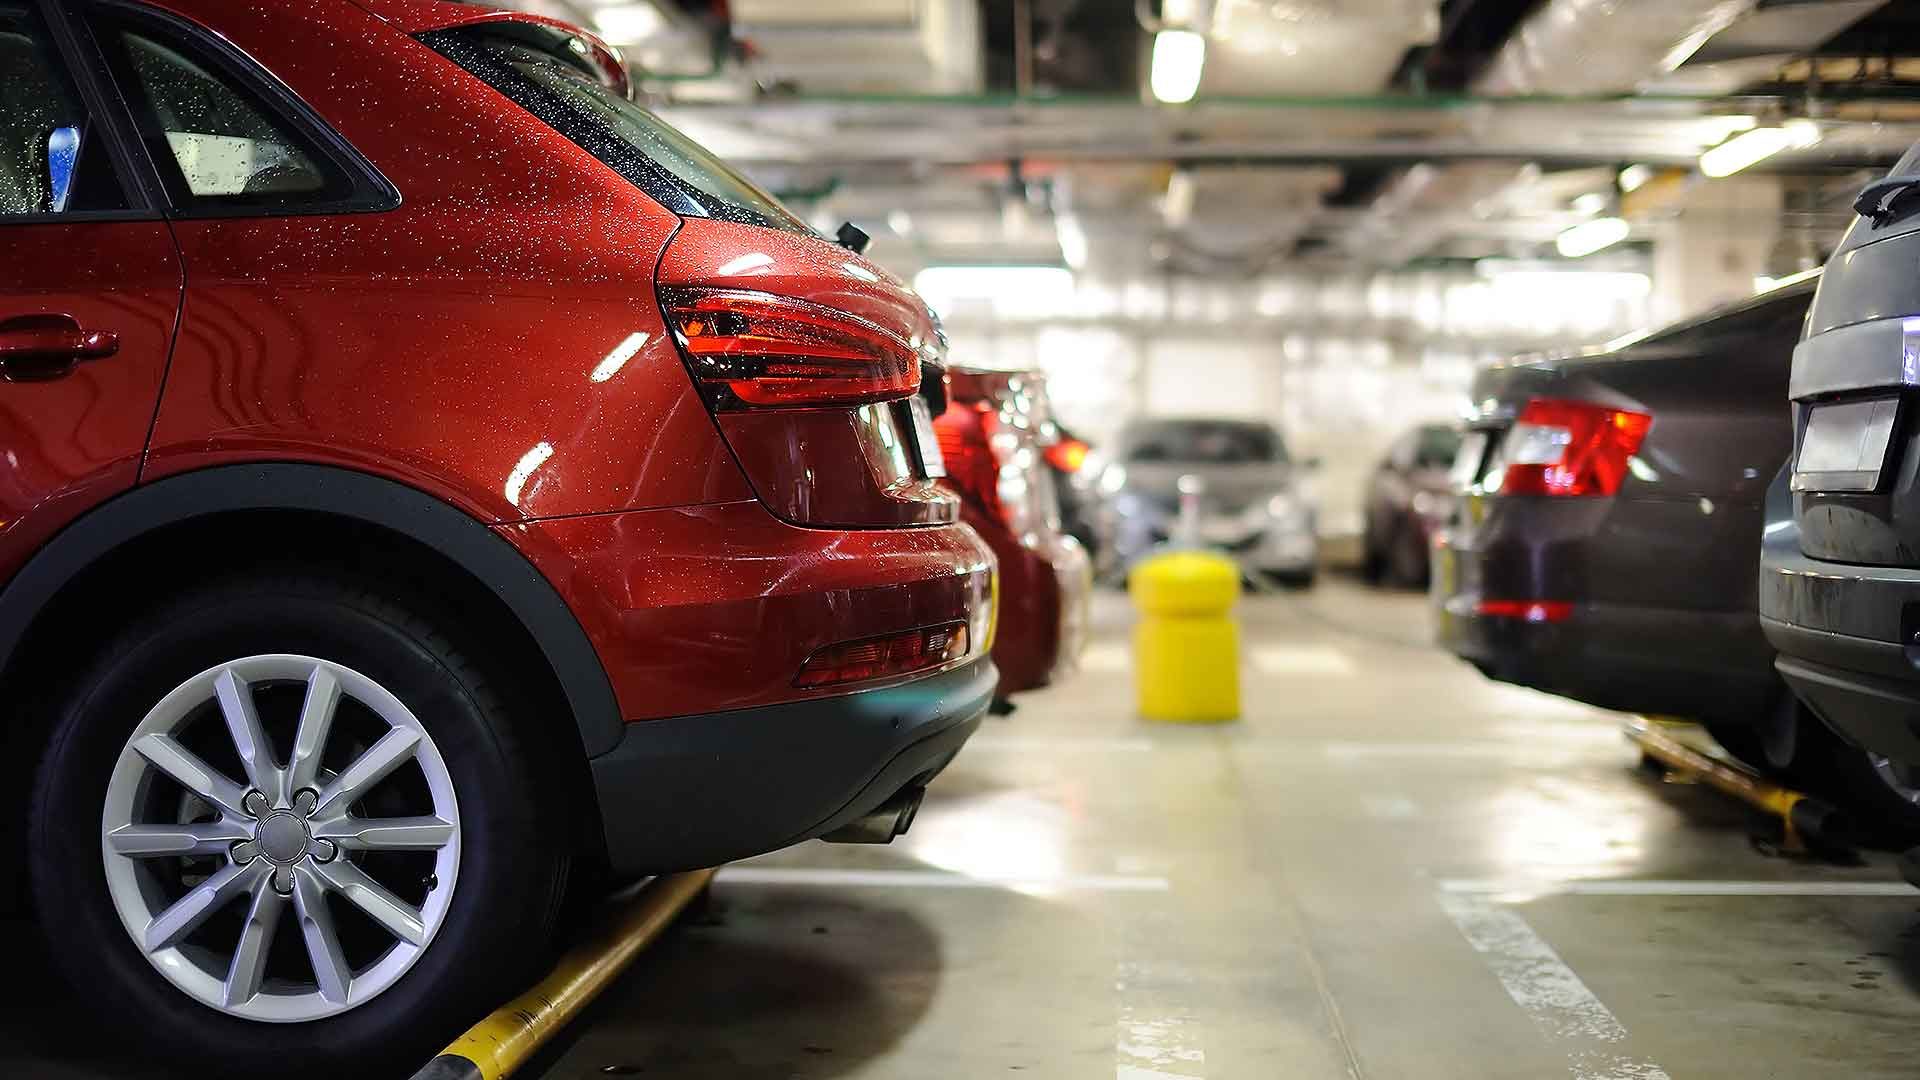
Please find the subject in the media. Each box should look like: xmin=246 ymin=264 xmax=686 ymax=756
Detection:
xmin=99 ymin=655 xmax=461 ymax=1022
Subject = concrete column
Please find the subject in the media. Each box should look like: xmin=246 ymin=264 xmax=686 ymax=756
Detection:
xmin=1649 ymin=176 xmax=1784 ymax=326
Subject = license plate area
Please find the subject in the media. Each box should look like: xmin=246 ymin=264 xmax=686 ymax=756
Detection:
xmin=1793 ymin=395 xmax=1901 ymax=492
xmin=903 ymin=396 xmax=947 ymax=479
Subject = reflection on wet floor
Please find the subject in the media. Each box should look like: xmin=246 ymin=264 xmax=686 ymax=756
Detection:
xmin=527 ymin=579 xmax=1919 ymax=1080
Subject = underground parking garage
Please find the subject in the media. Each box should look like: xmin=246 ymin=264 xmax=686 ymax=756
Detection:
xmin=5 ymin=0 xmax=1920 ymax=1076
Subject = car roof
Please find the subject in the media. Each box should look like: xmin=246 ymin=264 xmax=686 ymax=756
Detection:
xmin=348 ymin=0 xmax=629 ymax=95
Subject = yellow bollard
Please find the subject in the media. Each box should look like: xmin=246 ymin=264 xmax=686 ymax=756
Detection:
xmin=1129 ymin=550 xmax=1240 ymax=722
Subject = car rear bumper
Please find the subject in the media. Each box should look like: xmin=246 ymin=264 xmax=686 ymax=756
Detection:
xmin=1435 ymin=495 xmax=1777 ymax=722
xmin=505 ymin=501 xmax=997 ymax=723
xmin=1760 ymin=533 xmax=1920 ymax=761
xmin=590 ymin=655 xmax=997 ymax=875
xmin=1438 ymin=597 xmax=1778 ymax=721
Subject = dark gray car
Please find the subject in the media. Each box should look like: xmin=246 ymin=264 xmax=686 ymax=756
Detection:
xmin=1760 ymin=141 xmax=1920 ymax=828
xmin=1431 ymin=279 xmax=1912 ymax=799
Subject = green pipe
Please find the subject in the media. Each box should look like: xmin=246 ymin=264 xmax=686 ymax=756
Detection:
xmin=650 ymin=89 xmax=1736 ymax=109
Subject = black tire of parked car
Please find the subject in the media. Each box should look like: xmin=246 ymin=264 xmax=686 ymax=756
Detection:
xmin=28 ymin=571 xmax=567 ymax=1077
xmin=1387 ymin=524 xmax=1429 ymax=588
xmin=1796 ymin=717 xmax=1920 ymax=845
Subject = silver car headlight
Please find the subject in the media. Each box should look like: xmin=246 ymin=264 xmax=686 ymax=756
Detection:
xmin=1264 ymin=492 xmax=1312 ymax=531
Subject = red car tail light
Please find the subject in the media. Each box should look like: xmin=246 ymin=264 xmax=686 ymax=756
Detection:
xmin=1474 ymin=599 xmax=1573 ymax=623
xmin=935 ymin=402 xmax=1002 ymax=515
xmin=1497 ymin=398 xmax=1651 ymax=497
xmin=794 ymin=623 xmax=970 ymax=688
xmin=934 ymin=402 xmax=1054 ymax=536
xmin=664 ymin=288 xmax=920 ymax=408
xmin=1044 ymin=437 xmax=1089 ymax=473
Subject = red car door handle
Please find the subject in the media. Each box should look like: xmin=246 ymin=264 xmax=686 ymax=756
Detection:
xmin=0 ymin=313 xmax=120 ymax=381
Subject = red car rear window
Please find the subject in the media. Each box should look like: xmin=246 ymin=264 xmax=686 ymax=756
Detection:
xmin=423 ymin=23 xmax=812 ymax=235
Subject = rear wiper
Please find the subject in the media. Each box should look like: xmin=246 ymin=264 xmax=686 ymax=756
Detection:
xmin=1853 ymin=174 xmax=1920 ymax=227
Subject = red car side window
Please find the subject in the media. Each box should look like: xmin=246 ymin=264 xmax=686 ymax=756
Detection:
xmin=0 ymin=2 xmax=127 ymax=218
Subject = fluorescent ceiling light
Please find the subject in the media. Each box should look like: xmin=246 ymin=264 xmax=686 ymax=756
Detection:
xmin=1150 ymin=30 xmax=1206 ymax=104
xmin=1617 ymin=164 xmax=1654 ymax=193
xmin=1054 ymin=212 xmax=1088 ymax=270
xmin=1488 ymin=270 xmax=1651 ymax=299
xmin=1570 ymin=192 xmax=1607 ymax=216
xmin=1555 ymin=216 xmax=1631 ymax=258
xmin=1699 ymin=121 xmax=1821 ymax=178
xmin=1658 ymin=1 xmax=1749 ymax=73
xmin=1163 ymin=169 xmax=1195 ymax=226
xmin=914 ymin=266 xmax=1075 ymax=317
xmin=887 ymin=209 xmax=913 ymax=236
xmin=592 ymin=3 xmax=668 ymax=44
xmin=1698 ymin=114 xmax=1758 ymax=143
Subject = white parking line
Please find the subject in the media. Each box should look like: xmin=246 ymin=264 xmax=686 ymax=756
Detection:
xmin=1361 ymin=793 xmax=1420 ymax=820
xmin=1439 ymin=878 xmax=1915 ymax=898
xmin=1437 ymin=891 xmax=1671 ymax=1080
xmin=1250 ymin=644 xmax=1356 ymax=676
xmin=968 ymin=735 xmax=1156 ymax=753
xmin=717 ymin=866 xmax=1171 ymax=892
xmin=1321 ymin=740 xmax=1605 ymax=761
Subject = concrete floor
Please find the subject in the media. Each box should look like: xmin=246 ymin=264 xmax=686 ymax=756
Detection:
xmin=532 ymin=579 xmax=1920 ymax=1080
xmin=7 ymin=578 xmax=1918 ymax=1078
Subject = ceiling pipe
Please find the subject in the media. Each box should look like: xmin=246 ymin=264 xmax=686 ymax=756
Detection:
xmin=1348 ymin=0 xmax=1774 ymax=267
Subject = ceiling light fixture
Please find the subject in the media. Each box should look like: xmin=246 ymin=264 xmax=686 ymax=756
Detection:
xmin=1150 ymin=30 xmax=1206 ymax=105
xmin=591 ymin=3 xmax=668 ymax=44
xmin=1617 ymin=164 xmax=1654 ymax=193
xmin=1570 ymin=193 xmax=1608 ymax=216
xmin=1055 ymin=213 xmax=1089 ymax=270
xmin=1555 ymin=216 xmax=1631 ymax=258
xmin=1699 ymin=121 xmax=1821 ymax=178
xmin=913 ymin=266 xmax=1076 ymax=318
xmin=1163 ymin=169 xmax=1195 ymax=227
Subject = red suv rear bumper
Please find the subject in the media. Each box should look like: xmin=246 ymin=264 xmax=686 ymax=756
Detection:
xmin=502 ymin=500 xmax=998 ymax=872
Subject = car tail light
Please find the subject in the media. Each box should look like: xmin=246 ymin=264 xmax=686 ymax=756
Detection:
xmin=934 ymin=402 xmax=1055 ymax=537
xmin=1044 ymin=438 xmax=1089 ymax=473
xmin=663 ymin=288 xmax=920 ymax=408
xmin=1496 ymin=398 xmax=1651 ymax=497
xmin=1475 ymin=599 xmax=1573 ymax=623
xmin=794 ymin=623 xmax=969 ymax=688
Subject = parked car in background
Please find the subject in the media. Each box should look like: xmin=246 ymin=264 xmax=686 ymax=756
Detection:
xmin=1761 ymin=142 xmax=1920 ymax=832
xmin=935 ymin=368 xmax=1090 ymax=697
xmin=1092 ymin=417 xmax=1318 ymax=586
xmin=2 ymin=1 xmax=995 ymax=1071
xmin=1429 ymin=277 xmax=1920 ymax=824
xmin=1045 ymin=422 xmax=1101 ymax=559
xmin=1363 ymin=423 xmax=1462 ymax=586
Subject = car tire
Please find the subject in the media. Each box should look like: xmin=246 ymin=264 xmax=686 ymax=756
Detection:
xmin=28 ymin=571 xmax=566 ymax=1075
xmin=1703 ymin=721 xmax=1775 ymax=775
xmin=1797 ymin=719 xmax=1920 ymax=845
xmin=1387 ymin=524 xmax=1429 ymax=588
xmin=1268 ymin=569 xmax=1316 ymax=590
xmin=1361 ymin=536 xmax=1386 ymax=583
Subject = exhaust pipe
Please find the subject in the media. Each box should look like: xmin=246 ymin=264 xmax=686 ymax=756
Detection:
xmin=822 ymin=786 xmax=924 ymax=844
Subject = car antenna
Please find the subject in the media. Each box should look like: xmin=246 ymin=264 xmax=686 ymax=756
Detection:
xmin=835 ymin=221 xmax=871 ymax=254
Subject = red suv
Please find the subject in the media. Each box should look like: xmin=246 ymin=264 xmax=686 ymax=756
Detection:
xmin=934 ymin=367 xmax=1090 ymax=695
xmin=1 ymin=0 xmax=994 ymax=1070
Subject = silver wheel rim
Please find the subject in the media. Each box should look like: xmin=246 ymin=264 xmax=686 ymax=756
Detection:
xmin=1869 ymin=754 xmax=1920 ymax=806
xmin=100 ymin=655 xmax=461 ymax=1022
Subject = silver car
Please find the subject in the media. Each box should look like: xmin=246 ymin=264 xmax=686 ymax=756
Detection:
xmin=1090 ymin=417 xmax=1318 ymax=586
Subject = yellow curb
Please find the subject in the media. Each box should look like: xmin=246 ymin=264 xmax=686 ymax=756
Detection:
xmin=412 ymin=868 xmax=716 ymax=1080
